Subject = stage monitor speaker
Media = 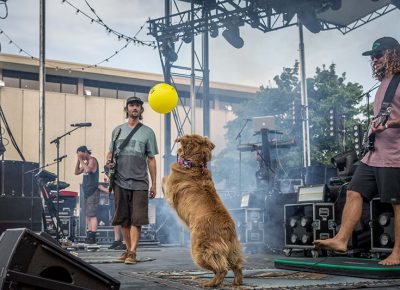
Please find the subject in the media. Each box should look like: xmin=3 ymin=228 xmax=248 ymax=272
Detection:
xmin=0 ymin=228 xmax=120 ymax=290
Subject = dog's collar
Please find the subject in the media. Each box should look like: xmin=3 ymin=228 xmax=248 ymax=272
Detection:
xmin=177 ymin=156 xmax=208 ymax=174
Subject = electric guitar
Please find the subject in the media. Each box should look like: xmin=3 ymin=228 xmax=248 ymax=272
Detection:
xmin=108 ymin=127 xmax=122 ymax=193
xmin=360 ymin=106 xmax=392 ymax=157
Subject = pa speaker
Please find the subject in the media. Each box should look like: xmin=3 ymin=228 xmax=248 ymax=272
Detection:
xmin=0 ymin=228 xmax=120 ymax=290
xmin=0 ymin=196 xmax=42 ymax=235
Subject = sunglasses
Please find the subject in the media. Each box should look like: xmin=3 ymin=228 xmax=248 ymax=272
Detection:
xmin=370 ymin=52 xmax=384 ymax=60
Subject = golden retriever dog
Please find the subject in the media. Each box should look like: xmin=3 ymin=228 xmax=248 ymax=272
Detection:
xmin=162 ymin=134 xmax=244 ymax=287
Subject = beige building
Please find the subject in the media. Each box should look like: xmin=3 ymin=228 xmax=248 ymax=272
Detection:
xmin=0 ymin=53 xmax=257 ymax=195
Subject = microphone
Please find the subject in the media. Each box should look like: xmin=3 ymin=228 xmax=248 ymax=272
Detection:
xmin=70 ymin=122 xmax=92 ymax=127
xmin=54 ymin=154 xmax=67 ymax=162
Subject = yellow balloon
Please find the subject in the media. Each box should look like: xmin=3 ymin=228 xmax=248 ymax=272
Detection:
xmin=148 ymin=83 xmax=179 ymax=114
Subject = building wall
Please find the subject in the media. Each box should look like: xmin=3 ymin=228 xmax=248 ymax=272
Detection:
xmin=0 ymin=86 xmax=235 ymax=195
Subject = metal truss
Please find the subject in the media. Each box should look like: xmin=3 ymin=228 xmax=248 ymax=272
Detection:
xmin=321 ymin=4 xmax=396 ymax=34
xmin=147 ymin=0 xmax=396 ymax=174
xmin=148 ymin=1 xmax=395 ymax=40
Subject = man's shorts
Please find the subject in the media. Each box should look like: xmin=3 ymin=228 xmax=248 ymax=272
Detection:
xmin=85 ymin=190 xmax=100 ymax=217
xmin=347 ymin=162 xmax=400 ymax=203
xmin=112 ymin=184 xmax=149 ymax=227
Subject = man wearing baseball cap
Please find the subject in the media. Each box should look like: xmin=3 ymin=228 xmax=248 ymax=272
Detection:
xmin=75 ymin=145 xmax=100 ymax=244
xmin=315 ymin=37 xmax=400 ymax=266
xmin=106 ymin=96 xmax=158 ymax=264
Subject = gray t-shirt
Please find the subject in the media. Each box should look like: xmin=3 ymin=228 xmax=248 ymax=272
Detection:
xmin=109 ymin=123 xmax=158 ymax=190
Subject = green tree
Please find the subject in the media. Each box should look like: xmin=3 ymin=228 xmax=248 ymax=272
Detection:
xmin=212 ymin=62 xmax=364 ymax=192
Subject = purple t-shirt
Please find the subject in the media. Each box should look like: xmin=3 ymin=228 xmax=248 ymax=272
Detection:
xmin=362 ymin=75 xmax=400 ymax=167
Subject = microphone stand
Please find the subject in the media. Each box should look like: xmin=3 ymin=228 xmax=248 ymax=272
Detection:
xmin=50 ymin=126 xmax=82 ymax=241
xmin=25 ymin=159 xmax=66 ymax=240
xmin=235 ymin=119 xmax=250 ymax=195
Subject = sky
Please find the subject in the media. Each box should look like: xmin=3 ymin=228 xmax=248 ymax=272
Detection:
xmin=0 ymin=0 xmax=399 ymax=99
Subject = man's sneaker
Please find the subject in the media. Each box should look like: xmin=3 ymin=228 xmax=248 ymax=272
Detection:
xmin=116 ymin=251 xmax=129 ymax=263
xmin=108 ymin=240 xmax=122 ymax=249
xmin=124 ymin=252 xmax=137 ymax=264
xmin=114 ymin=243 xmax=127 ymax=250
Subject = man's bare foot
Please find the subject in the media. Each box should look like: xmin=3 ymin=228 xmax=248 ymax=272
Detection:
xmin=313 ymin=238 xmax=347 ymax=253
xmin=378 ymin=253 xmax=400 ymax=266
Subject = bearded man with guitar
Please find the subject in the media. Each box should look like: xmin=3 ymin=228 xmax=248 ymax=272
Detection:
xmin=315 ymin=37 xmax=400 ymax=266
xmin=106 ymin=96 xmax=158 ymax=264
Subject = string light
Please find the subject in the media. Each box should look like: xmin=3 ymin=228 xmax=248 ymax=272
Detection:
xmin=61 ymin=0 xmax=156 ymax=48
xmin=0 ymin=27 xmax=139 ymax=72
xmin=0 ymin=29 xmax=36 ymax=59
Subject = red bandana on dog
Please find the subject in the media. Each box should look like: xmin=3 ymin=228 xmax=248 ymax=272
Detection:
xmin=177 ymin=156 xmax=208 ymax=174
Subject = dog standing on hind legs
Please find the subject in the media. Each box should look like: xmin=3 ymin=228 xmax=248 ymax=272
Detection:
xmin=162 ymin=134 xmax=244 ymax=287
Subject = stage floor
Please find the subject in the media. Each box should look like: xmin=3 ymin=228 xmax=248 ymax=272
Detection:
xmin=74 ymin=246 xmax=400 ymax=290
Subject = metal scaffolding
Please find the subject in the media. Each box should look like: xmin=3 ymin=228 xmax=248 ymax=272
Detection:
xmin=147 ymin=0 xmax=397 ymax=171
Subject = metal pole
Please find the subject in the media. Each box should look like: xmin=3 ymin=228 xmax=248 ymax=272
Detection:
xmin=190 ymin=1 xmax=196 ymax=134
xmin=163 ymin=0 xmax=172 ymax=176
xmin=202 ymin=6 xmax=210 ymax=137
xmin=39 ymin=0 xmax=46 ymax=167
xmin=298 ymin=21 xmax=311 ymax=167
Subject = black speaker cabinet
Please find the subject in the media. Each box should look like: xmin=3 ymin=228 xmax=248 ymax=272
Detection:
xmin=284 ymin=202 xmax=336 ymax=249
xmin=0 ymin=160 xmax=39 ymax=197
xmin=370 ymin=197 xmax=394 ymax=253
xmin=0 ymin=196 xmax=42 ymax=235
xmin=0 ymin=228 xmax=120 ymax=290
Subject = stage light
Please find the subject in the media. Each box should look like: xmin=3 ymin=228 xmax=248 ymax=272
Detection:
xmin=379 ymin=233 xmax=391 ymax=247
xmin=209 ymin=22 xmax=219 ymax=38
xmin=248 ymin=7 xmax=260 ymax=28
xmin=297 ymin=9 xmax=321 ymax=34
xmin=301 ymin=233 xmax=311 ymax=244
xmin=182 ymin=28 xmax=193 ymax=44
xmin=297 ymin=185 xmax=326 ymax=203
xmin=331 ymin=150 xmax=358 ymax=177
xmin=290 ymin=233 xmax=298 ymax=244
xmin=290 ymin=216 xmax=298 ymax=228
xmin=378 ymin=213 xmax=392 ymax=227
xmin=300 ymin=216 xmax=311 ymax=227
xmin=222 ymin=26 xmax=244 ymax=49
xmin=160 ymin=39 xmax=178 ymax=62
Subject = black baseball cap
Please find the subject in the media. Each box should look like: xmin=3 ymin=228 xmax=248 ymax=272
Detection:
xmin=362 ymin=37 xmax=400 ymax=56
xmin=126 ymin=96 xmax=144 ymax=105
xmin=76 ymin=145 xmax=91 ymax=154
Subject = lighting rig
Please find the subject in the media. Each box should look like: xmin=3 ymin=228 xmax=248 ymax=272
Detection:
xmin=147 ymin=0 xmax=397 ymax=175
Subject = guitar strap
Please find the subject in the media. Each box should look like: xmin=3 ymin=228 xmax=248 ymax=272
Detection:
xmin=380 ymin=73 xmax=400 ymax=112
xmin=117 ymin=123 xmax=143 ymax=154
